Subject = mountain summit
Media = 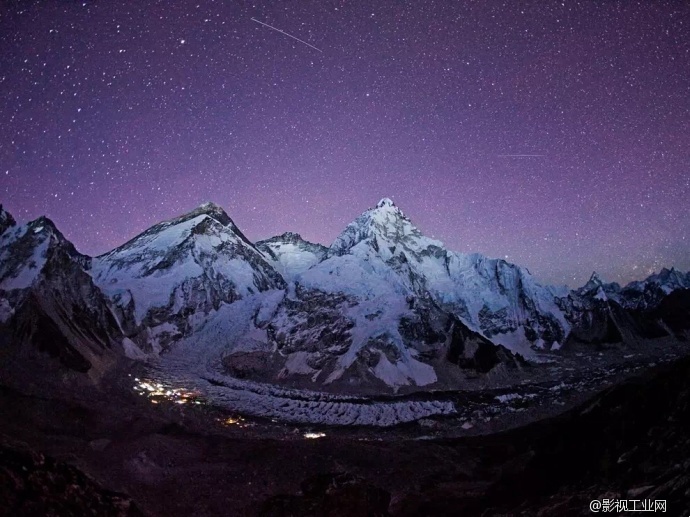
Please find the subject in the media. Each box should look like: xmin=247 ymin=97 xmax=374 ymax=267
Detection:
xmin=91 ymin=202 xmax=284 ymax=345
xmin=376 ymin=197 xmax=395 ymax=208
xmin=188 ymin=201 xmax=234 ymax=227
xmin=330 ymin=197 xmax=441 ymax=258
xmin=0 ymin=209 xmax=121 ymax=378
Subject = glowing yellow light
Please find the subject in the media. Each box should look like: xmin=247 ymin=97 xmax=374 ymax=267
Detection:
xmin=132 ymin=377 xmax=203 ymax=406
xmin=216 ymin=415 xmax=248 ymax=428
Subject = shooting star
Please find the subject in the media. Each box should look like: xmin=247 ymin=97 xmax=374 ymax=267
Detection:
xmin=251 ymin=17 xmax=323 ymax=53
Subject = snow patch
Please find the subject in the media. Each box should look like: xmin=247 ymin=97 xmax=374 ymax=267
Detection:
xmin=122 ymin=338 xmax=147 ymax=359
xmin=0 ymin=233 xmax=49 ymax=290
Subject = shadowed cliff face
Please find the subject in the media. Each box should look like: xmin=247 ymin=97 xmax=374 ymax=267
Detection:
xmin=0 ymin=216 xmax=122 ymax=384
xmin=650 ymin=288 xmax=690 ymax=336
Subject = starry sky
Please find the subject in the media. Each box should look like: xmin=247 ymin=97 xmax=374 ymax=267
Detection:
xmin=1 ymin=1 xmax=688 ymax=287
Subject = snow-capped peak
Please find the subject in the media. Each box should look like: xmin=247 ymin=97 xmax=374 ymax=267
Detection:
xmin=187 ymin=201 xmax=233 ymax=227
xmin=640 ymin=267 xmax=690 ymax=293
xmin=92 ymin=201 xmax=285 ymax=325
xmin=27 ymin=216 xmax=83 ymax=252
xmin=0 ymin=214 xmax=88 ymax=292
xmin=256 ymin=232 xmax=328 ymax=280
xmin=100 ymin=201 xmax=258 ymax=260
xmin=330 ymin=198 xmax=442 ymax=256
xmin=376 ymin=197 xmax=396 ymax=208
xmin=578 ymin=271 xmax=605 ymax=293
xmin=574 ymin=271 xmax=620 ymax=301
xmin=655 ymin=267 xmax=685 ymax=285
xmin=260 ymin=232 xmax=306 ymax=245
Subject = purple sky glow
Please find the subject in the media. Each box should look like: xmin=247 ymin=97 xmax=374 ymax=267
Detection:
xmin=1 ymin=0 xmax=689 ymax=286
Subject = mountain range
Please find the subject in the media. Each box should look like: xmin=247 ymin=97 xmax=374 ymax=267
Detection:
xmin=1 ymin=199 xmax=688 ymax=393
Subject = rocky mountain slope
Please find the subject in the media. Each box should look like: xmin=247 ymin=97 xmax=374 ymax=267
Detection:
xmin=250 ymin=198 xmax=548 ymax=389
xmin=0 ymin=205 xmax=123 ymax=385
xmin=90 ymin=202 xmax=285 ymax=354
xmin=558 ymin=270 xmax=690 ymax=347
xmin=0 ymin=200 xmax=688 ymax=396
xmin=256 ymin=232 xmax=328 ymax=280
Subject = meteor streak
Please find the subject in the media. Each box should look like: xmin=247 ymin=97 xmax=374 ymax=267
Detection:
xmin=251 ymin=17 xmax=323 ymax=53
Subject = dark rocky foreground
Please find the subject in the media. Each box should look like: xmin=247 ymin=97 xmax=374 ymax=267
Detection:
xmin=1 ymin=354 xmax=690 ymax=516
xmin=0 ymin=443 xmax=142 ymax=517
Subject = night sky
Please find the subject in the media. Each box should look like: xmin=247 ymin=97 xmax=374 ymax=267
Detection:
xmin=1 ymin=1 xmax=688 ymax=287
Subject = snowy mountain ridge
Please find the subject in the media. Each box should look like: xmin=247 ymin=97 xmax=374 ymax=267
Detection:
xmin=574 ymin=268 xmax=690 ymax=310
xmin=1 ymin=199 xmax=688 ymax=394
xmin=90 ymin=201 xmax=285 ymax=353
xmin=256 ymin=232 xmax=328 ymax=281
xmin=298 ymin=199 xmax=569 ymax=355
